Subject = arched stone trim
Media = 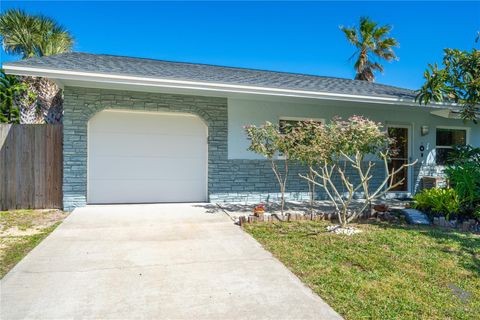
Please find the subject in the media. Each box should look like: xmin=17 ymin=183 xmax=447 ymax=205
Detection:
xmin=84 ymin=105 xmax=213 ymax=128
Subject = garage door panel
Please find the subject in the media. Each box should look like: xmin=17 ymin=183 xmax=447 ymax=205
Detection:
xmin=90 ymin=157 xmax=206 ymax=180
xmin=88 ymin=111 xmax=207 ymax=204
xmin=89 ymin=179 xmax=206 ymax=203
xmin=90 ymin=133 xmax=206 ymax=157
xmin=90 ymin=111 xmax=205 ymax=136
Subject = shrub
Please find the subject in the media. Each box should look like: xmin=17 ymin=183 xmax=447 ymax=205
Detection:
xmin=445 ymin=163 xmax=480 ymax=206
xmin=413 ymin=188 xmax=460 ymax=220
xmin=447 ymin=145 xmax=480 ymax=165
xmin=444 ymin=145 xmax=480 ymax=219
xmin=475 ymin=206 xmax=480 ymax=219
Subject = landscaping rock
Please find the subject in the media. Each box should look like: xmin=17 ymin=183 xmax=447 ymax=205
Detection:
xmin=326 ymin=225 xmax=362 ymax=235
xmin=401 ymin=209 xmax=431 ymax=225
xmin=461 ymin=221 xmax=471 ymax=231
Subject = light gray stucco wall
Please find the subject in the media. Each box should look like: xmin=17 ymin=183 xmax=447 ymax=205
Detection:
xmin=228 ymin=97 xmax=480 ymax=160
xmin=228 ymin=97 xmax=480 ymax=192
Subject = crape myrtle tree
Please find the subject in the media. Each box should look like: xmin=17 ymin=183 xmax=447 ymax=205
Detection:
xmin=245 ymin=116 xmax=416 ymax=226
xmin=292 ymin=116 xmax=416 ymax=226
xmin=245 ymin=122 xmax=296 ymax=215
xmin=299 ymin=116 xmax=414 ymax=226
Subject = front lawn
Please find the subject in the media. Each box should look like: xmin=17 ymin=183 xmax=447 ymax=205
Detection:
xmin=0 ymin=209 xmax=67 ymax=278
xmin=244 ymin=221 xmax=480 ymax=320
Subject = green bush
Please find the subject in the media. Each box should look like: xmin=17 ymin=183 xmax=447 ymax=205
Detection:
xmin=447 ymin=145 xmax=480 ymax=165
xmin=444 ymin=145 xmax=480 ymax=219
xmin=413 ymin=188 xmax=460 ymax=220
xmin=445 ymin=163 xmax=480 ymax=205
xmin=475 ymin=206 xmax=480 ymax=219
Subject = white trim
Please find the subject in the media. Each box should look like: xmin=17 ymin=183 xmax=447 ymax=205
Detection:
xmin=434 ymin=126 xmax=470 ymax=166
xmin=3 ymin=64 xmax=459 ymax=108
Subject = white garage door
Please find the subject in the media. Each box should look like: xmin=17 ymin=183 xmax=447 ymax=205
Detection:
xmin=88 ymin=110 xmax=207 ymax=204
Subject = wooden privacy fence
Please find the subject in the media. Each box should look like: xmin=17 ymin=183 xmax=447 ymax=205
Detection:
xmin=0 ymin=124 xmax=63 ymax=210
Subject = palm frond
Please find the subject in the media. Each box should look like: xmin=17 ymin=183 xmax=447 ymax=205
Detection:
xmin=373 ymin=25 xmax=391 ymax=40
xmin=0 ymin=9 xmax=73 ymax=58
xmin=339 ymin=26 xmax=358 ymax=46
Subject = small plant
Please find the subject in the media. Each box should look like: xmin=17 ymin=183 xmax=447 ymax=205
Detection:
xmin=413 ymin=188 xmax=460 ymax=220
xmin=252 ymin=204 xmax=265 ymax=217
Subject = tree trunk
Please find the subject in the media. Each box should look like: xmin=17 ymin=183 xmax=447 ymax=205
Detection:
xmin=309 ymin=167 xmax=315 ymax=215
xmin=19 ymin=76 xmax=63 ymax=124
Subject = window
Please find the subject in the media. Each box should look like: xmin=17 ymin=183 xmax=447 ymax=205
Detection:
xmin=436 ymin=128 xmax=467 ymax=165
xmin=279 ymin=118 xmax=324 ymax=134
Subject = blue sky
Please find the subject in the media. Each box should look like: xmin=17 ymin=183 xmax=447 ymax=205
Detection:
xmin=1 ymin=1 xmax=479 ymax=89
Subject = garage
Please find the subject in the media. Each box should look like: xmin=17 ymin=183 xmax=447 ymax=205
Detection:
xmin=87 ymin=110 xmax=208 ymax=204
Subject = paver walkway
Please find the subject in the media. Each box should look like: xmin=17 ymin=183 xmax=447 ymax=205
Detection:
xmin=401 ymin=208 xmax=431 ymax=225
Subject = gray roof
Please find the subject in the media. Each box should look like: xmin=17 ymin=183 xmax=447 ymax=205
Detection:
xmin=5 ymin=52 xmax=417 ymax=100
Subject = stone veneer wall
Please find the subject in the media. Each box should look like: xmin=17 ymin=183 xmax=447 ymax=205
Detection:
xmin=63 ymin=87 xmax=228 ymax=211
xmin=209 ymin=160 xmax=388 ymax=203
xmin=63 ymin=86 xmax=437 ymax=211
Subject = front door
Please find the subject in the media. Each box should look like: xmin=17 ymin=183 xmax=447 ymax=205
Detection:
xmin=387 ymin=126 xmax=410 ymax=192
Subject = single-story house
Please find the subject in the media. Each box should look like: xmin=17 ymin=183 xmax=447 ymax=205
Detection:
xmin=4 ymin=52 xmax=479 ymax=211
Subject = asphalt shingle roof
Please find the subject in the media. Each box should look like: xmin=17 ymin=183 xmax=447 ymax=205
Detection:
xmin=5 ymin=52 xmax=417 ymax=100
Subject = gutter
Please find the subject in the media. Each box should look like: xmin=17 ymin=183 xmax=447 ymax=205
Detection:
xmin=3 ymin=64 xmax=458 ymax=109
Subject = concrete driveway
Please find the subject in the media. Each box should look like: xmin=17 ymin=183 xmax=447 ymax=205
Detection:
xmin=1 ymin=204 xmax=341 ymax=319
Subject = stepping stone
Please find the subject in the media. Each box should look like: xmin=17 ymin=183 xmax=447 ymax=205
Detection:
xmin=401 ymin=208 xmax=431 ymax=225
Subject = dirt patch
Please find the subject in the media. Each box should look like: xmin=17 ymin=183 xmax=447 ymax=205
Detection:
xmin=0 ymin=209 xmax=67 ymax=237
xmin=1 ymin=226 xmax=42 ymax=237
xmin=1 ymin=209 xmax=68 ymax=278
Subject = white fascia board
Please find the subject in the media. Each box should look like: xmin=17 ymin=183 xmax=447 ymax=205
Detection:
xmin=3 ymin=64 xmax=457 ymax=109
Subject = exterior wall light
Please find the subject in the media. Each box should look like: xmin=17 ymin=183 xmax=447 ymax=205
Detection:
xmin=421 ymin=125 xmax=429 ymax=136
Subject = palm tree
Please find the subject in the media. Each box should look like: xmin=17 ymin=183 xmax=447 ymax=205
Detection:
xmin=0 ymin=9 xmax=73 ymax=123
xmin=340 ymin=17 xmax=398 ymax=82
xmin=0 ymin=9 xmax=73 ymax=58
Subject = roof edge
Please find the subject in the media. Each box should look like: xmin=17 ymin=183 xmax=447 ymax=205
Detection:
xmin=3 ymin=64 xmax=457 ymax=109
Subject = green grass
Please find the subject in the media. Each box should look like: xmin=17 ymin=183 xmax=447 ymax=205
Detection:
xmin=244 ymin=221 xmax=480 ymax=320
xmin=0 ymin=210 xmax=66 ymax=278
